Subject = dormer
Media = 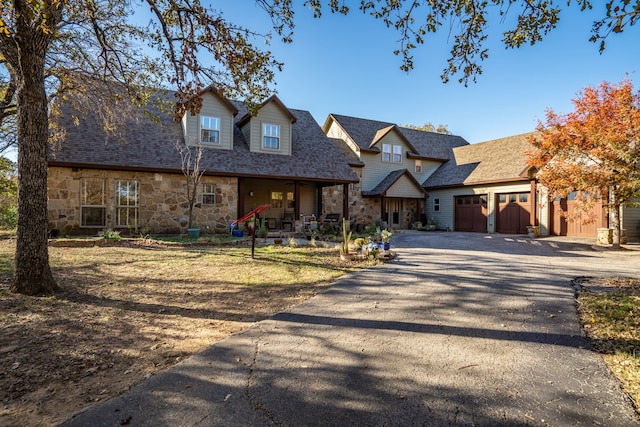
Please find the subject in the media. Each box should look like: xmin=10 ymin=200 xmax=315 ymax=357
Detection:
xmin=237 ymin=95 xmax=297 ymax=156
xmin=181 ymin=87 xmax=238 ymax=149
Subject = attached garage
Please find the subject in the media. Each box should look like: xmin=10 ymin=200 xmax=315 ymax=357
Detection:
xmin=454 ymin=195 xmax=487 ymax=232
xmin=550 ymin=193 xmax=607 ymax=237
xmin=496 ymin=193 xmax=532 ymax=234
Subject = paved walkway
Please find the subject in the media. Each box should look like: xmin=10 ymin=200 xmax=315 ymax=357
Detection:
xmin=63 ymin=232 xmax=640 ymax=426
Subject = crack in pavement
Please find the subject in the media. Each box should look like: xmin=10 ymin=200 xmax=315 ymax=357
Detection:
xmin=244 ymin=337 xmax=283 ymax=426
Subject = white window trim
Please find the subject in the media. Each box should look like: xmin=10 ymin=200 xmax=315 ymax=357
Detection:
xmin=114 ymin=180 xmax=140 ymax=228
xmin=200 ymin=116 xmax=221 ymax=145
xmin=393 ymin=145 xmax=402 ymax=163
xmin=262 ymin=123 xmax=281 ymax=150
xmin=202 ymin=183 xmax=217 ymax=205
xmin=382 ymin=144 xmax=391 ymax=162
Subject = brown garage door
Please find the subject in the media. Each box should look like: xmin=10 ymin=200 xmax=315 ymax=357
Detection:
xmin=551 ymin=193 xmax=607 ymax=237
xmin=497 ymin=193 xmax=531 ymax=234
xmin=455 ymin=195 xmax=487 ymax=232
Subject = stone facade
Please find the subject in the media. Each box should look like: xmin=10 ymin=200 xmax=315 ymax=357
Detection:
xmin=322 ymin=167 xmax=381 ymax=230
xmin=48 ymin=167 xmax=237 ymax=235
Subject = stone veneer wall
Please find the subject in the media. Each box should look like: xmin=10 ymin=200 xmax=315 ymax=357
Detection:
xmin=48 ymin=167 xmax=237 ymax=235
xmin=322 ymin=167 xmax=382 ymax=229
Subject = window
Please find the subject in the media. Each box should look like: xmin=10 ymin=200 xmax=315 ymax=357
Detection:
xmin=499 ymin=195 xmax=507 ymax=203
xmin=393 ymin=145 xmax=402 ymax=163
xmin=519 ymin=194 xmax=529 ymax=203
xmin=271 ymin=191 xmax=283 ymax=208
xmin=202 ymin=183 xmax=216 ymax=205
xmin=433 ymin=198 xmax=440 ymax=212
xmin=286 ymin=191 xmax=295 ymax=209
xmin=509 ymin=194 xmax=517 ymax=203
xmin=201 ymin=116 xmax=220 ymax=144
xmin=382 ymin=144 xmax=402 ymax=163
xmin=115 ymin=180 xmax=139 ymax=227
xmin=81 ymin=178 xmax=106 ymax=227
xmin=263 ymin=124 xmax=280 ymax=149
xmin=415 ymin=160 xmax=422 ymax=173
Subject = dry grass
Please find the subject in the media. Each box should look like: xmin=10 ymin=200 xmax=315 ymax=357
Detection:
xmin=577 ymin=277 xmax=640 ymax=412
xmin=0 ymin=238 xmax=377 ymax=426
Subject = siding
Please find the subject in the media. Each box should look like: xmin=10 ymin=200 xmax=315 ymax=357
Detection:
xmin=183 ymin=92 xmax=235 ymax=150
xmin=326 ymin=121 xmax=361 ymax=158
xmin=386 ymin=175 xmax=426 ymax=198
xmin=246 ymin=102 xmax=292 ymax=156
xmin=622 ymin=200 xmax=640 ymax=239
xmin=426 ymin=182 xmax=531 ymax=233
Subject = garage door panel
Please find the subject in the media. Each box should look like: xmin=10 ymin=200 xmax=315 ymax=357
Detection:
xmin=497 ymin=193 xmax=531 ymax=234
xmin=455 ymin=195 xmax=487 ymax=233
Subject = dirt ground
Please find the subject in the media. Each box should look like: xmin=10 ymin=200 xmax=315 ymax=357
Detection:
xmin=0 ymin=239 xmax=372 ymax=426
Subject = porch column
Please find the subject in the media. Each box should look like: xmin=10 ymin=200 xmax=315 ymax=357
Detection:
xmin=237 ymin=178 xmax=245 ymax=218
xmin=294 ymin=181 xmax=301 ymax=218
xmin=317 ymin=185 xmax=323 ymax=217
xmin=342 ymin=183 xmax=349 ymax=220
xmin=530 ymin=179 xmax=537 ymax=226
xmin=381 ymin=195 xmax=386 ymax=223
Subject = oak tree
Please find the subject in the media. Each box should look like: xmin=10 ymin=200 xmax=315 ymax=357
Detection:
xmin=0 ymin=1 xmax=637 ymax=294
xmin=527 ymin=79 xmax=640 ymax=248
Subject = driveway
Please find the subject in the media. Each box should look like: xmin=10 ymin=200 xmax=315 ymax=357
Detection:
xmin=64 ymin=232 xmax=640 ymax=426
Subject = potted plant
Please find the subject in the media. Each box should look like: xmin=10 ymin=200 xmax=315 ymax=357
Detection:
xmin=379 ymin=229 xmax=393 ymax=250
xmin=256 ymin=217 xmax=269 ymax=238
xmin=427 ymin=217 xmax=437 ymax=231
xmin=340 ymin=217 xmax=354 ymax=261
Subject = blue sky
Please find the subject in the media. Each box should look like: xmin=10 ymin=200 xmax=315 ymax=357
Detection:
xmin=221 ymin=1 xmax=638 ymax=144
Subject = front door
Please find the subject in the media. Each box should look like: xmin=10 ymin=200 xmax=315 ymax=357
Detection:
xmin=388 ymin=199 xmax=402 ymax=228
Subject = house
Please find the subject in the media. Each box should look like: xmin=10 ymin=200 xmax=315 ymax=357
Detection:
xmin=47 ymin=88 xmax=360 ymax=235
xmin=322 ymin=114 xmax=468 ymax=230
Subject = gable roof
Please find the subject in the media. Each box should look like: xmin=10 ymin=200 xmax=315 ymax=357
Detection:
xmin=237 ymin=94 xmax=297 ymax=127
xmin=324 ymin=114 xmax=469 ymax=158
xmin=422 ymin=133 xmax=536 ymax=188
xmin=48 ymin=91 xmax=358 ymax=184
xmin=362 ymin=169 xmax=427 ymax=197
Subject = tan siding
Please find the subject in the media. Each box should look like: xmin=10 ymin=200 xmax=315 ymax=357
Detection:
xmin=622 ymin=199 xmax=640 ymax=238
xmin=183 ymin=92 xmax=234 ymax=149
xmin=249 ymin=102 xmax=292 ymax=156
xmin=386 ymin=175 xmax=425 ymax=198
xmin=361 ymin=132 xmax=417 ymax=190
xmin=427 ymin=182 xmax=530 ymax=232
xmin=326 ymin=121 xmax=361 ymax=157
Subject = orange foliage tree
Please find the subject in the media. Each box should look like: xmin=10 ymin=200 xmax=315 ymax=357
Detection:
xmin=527 ymin=78 xmax=640 ymax=248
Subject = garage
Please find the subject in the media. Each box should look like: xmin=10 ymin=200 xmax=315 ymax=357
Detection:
xmin=497 ymin=193 xmax=531 ymax=234
xmin=454 ymin=195 xmax=487 ymax=232
xmin=551 ymin=193 xmax=607 ymax=237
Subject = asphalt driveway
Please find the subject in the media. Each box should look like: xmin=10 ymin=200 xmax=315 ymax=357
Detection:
xmin=64 ymin=232 xmax=640 ymax=426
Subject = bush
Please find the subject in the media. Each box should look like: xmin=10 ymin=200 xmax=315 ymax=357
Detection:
xmin=0 ymin=206 xmax=17 ymax=228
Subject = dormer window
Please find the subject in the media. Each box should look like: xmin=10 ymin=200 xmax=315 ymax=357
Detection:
xmin=263 ymin=124 xmax=280 ymax=150
xmin=201 ymin=116 xmax=220 ymax=144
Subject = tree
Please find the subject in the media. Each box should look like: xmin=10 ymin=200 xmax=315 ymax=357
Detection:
xmin=403 ymin=123 xmax=452 ymax=134
xmin=0 ymin=156 xmax=17 ymax=227
xmin=175 ymin=140 xmax=205 ymax=231
xmin=0 ymin=1 xmax=637 ymax=295
xmin=527 ymin=78 xmax=640 ymax=248
xmin=260 ymin=0 xmax=638 ymax=84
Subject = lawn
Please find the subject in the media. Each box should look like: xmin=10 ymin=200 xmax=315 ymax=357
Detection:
xmin=0 ymin=238 xmax=377 ymax=426
xmin=576 ymin=277 xmax=640 ymax=412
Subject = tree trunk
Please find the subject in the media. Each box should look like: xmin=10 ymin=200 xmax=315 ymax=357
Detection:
xmin=10 ymin=42 xmax=58 ymax=295
xmin=610 ymin=188 xmax=621 ymax=250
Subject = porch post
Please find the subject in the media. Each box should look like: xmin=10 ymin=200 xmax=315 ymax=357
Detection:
xmin=237 ymin=178 xmax=245 ymax=219
xmin=317 ymin=185 xmax=323 ymax=217
xmin=294 ymin=181 xmax=301 ymax=218
xmin=380 ymin=195 xmax=386 ymax=223
xmin=530 ymin=179 xmax=537 ymax=226
xmin=342 ymin=183 xmax=349 ymax=220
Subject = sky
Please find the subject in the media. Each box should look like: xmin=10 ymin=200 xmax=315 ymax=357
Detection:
xmin=219 ymin=1 xmax=638 ymax=144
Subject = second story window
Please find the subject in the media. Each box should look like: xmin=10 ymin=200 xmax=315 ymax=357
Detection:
xmin=382 ymin=144 xmax=402 ymax=163
xmin=263 ymin=124 xmax=280 ymax=150
xmin=415 ymin=160 xmax=422 ymax=173
xmin=393 ymin=145 xmax=402 ymax=163
xmin=201 ymin=116 xmax=220 ymax=144
xmin=382 ymin=144 xmax=391 ymax=162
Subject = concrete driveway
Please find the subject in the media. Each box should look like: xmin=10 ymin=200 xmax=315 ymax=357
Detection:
xmin=64 ymin=232 xmax=640 ymax=426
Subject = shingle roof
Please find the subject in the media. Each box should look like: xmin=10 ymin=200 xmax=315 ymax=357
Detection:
xmin=362 ymin=169 xmax=427 ymax=197
xmin=422 ymin=133 xmax=535 ymax=188
xmin=325 ymin=114 xmax=469 ymax=158
xmin=48 ymin=92 xmax=359 ymax=183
